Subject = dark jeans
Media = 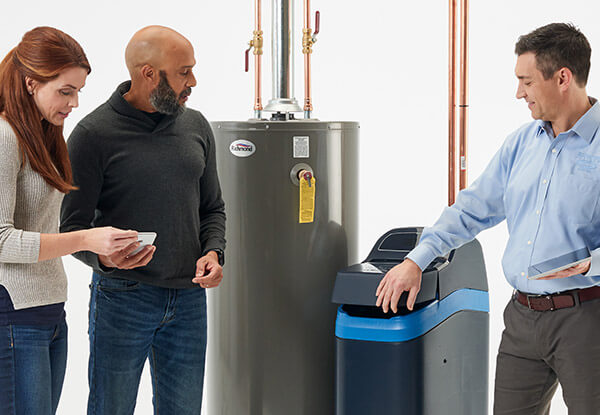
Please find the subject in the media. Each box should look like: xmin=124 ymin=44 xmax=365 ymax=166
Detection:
xmin=0 ymin=321 xmax=68 ymax=415
xmin=494 ymin=295 xmax=600 ymax=415
xmin=88 ymin=273 xmax=207 ymax=415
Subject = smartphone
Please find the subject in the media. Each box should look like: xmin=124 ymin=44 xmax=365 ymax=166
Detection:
xmin=130 ymin=232 xmax=157 ymax=255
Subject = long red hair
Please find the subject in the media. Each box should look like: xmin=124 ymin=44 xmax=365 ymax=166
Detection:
xmin=0 ymin=26 xmax=91 ymax=193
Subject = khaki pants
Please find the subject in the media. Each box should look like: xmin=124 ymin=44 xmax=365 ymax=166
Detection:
xmin=494 ymin=295 xmax=600 ymax=415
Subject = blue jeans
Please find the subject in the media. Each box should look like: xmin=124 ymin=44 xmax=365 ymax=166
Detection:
xmin=88 ymin=273 xmax=207 ymax=415
xmin=0 ymin=321 xmax=68 ymax=415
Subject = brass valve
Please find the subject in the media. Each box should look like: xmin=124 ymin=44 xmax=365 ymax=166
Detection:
xmin=302 ymin=28 xmax=314 ymax=54
xmin=303 ymin=11 xmax=320 ymax=55
xmin=251 ymin=30 xmax=263 ymax=55
xmin=244 ymin=30 xmax=264 ymax=72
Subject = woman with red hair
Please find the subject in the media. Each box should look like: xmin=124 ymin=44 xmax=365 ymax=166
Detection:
xmin=0 ymin=27 xmax=139 ymax=414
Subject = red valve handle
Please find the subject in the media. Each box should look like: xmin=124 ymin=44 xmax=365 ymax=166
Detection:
xmin=314 ymin=11 xmax=320 ymax=35
xmin=303 ymin=171 xmax=313 ymax=182
xmin=244 ymin=46 xmax=251 ymax=72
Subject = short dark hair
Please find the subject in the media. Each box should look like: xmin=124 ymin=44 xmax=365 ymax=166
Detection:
xmin=515 ymin=23 xmax=591 ymax=86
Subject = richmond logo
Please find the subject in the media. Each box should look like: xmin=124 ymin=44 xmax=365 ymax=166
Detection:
xmin=230 ymin=140 xmax=256 ymax=157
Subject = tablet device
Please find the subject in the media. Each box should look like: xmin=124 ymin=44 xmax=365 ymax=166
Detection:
xmin=527 ymin=247 xmax=591 ymax=280
xmin=130 ymin=232 xmax=157 ymax=255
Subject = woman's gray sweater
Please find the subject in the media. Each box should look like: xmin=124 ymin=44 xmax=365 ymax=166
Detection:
xmin=0 ymin=118 xmax=67 ymax=310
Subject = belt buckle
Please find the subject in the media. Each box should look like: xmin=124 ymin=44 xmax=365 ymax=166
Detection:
xmin=526 ymin=294 xmax=555 ymax=311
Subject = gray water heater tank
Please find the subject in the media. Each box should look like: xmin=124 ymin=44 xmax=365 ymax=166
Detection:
xmin=205 ymin=120 xmax=359 ymax=415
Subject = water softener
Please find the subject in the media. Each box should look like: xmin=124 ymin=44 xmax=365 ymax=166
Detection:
xmin=333 ymin=227 xmax=489 ymax=415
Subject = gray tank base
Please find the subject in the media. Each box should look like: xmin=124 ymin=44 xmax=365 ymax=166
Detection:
xmin=205 ymin=120 xmax=359 ymax=415
xmin=336 ymin=310 xmax=489 ymax=415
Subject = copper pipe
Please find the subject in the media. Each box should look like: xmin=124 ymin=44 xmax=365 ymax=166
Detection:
xmin=458 ymin=0 xmax=469 ymax=190
xmin=254 ymin=54 xmax=263 ymax=114
xmin=304 ymin=0 xmax=310 ymax=41
xmin=448 ymin=0 xmax=457 ymax=206
xmin=254 ymin=0 xmax=263 ymax=117
xmin=304 ymin=53 xmax=312 ymax=116
xmin=303 ymin=0 xmax=313 ymax=118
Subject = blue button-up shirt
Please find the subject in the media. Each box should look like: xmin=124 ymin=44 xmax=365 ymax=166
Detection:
xmin=407 ymin=98 xmax=600 ymax=294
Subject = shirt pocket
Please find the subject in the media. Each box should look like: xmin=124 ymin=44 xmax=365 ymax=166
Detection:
xmin=558 ymin=172 xmax=600 ymax=224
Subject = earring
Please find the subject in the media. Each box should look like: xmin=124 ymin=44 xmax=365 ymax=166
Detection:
xmin=28 ymin=90 xmax=33 ymax=95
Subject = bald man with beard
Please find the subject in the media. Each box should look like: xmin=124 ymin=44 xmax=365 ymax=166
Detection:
xmin=60 ymin=26 xmax=226 ymax=415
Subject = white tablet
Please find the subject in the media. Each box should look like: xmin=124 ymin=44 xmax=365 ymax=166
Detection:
xmin=527 ymin=247 xmax=591 ymax=280
xmin=130 ymin=232 xmax=157 ymax=255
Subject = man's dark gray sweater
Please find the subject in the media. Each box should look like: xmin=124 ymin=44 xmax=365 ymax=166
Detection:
xmin=60 ymin=82 xmax=226 ymax=288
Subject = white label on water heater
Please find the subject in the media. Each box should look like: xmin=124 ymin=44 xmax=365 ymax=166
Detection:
xmin=230 ymin=139 xmax=256 ymax=157
xmin=293 ymin=136 xmax=309 ymax=158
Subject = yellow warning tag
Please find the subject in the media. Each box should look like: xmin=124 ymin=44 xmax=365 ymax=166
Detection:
xmin=299 ymin=176 xmax=316 ymax=223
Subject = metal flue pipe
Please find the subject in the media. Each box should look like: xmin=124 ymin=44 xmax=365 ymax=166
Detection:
xmin=273 ymin=0 xmax=293 ymax=101
xmin=265 ymin=0 xmax=302 ymax=113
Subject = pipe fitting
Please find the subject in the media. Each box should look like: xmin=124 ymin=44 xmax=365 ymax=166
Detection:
xmin=290 ymin=163 xmax=313 ymax=186
xmin=304 ymin=99 xmax=313 ymax=112
xmin=302 ymin=28 xmax=314 ymax=54
xmin=253 ymin=30 xmax=264 ymax=55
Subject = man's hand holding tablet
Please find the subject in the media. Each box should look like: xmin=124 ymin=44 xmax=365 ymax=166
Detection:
xmin=528 ymin=247 xmax=592 ymax=280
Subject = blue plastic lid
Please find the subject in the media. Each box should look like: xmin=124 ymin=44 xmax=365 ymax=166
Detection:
xmin=335 ymin=288 xmax=489 ymax=342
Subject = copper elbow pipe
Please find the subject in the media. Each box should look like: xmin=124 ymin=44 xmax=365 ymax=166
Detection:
xmin=254 ymin=0 xmax=263 ymax=116
xmin=458 ymin=0 xmax=469 ymax=190
xmin=303 ymin=0 xmax=313 ymax=117
xmin=448 ymin=0 xmax=457 ymax=206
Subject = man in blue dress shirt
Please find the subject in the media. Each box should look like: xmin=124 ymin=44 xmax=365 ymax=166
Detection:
xmin=376 ymin=23 xmax=600 ymax=414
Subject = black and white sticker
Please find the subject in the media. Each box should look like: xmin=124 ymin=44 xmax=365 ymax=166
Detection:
xmin=293 ymin=136 xmax=309 ymax=158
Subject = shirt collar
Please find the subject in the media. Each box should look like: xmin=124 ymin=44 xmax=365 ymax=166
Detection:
xmin=536 ymin=97 xmax=600 ymax=143
xmin=571 ymin=97 xmax=600 ymax=143
xmin=108 ymin=81 xmax=182 ymax=132
xmin=536 ymin=120 xmax=552 ymax=138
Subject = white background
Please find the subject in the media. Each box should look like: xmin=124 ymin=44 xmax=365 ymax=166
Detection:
xmin=2 ymin=0 xmax=600 ymax=413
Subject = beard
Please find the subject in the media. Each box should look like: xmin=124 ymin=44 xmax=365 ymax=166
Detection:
xmin=149 ymin=71 xmax=192 ymax=115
